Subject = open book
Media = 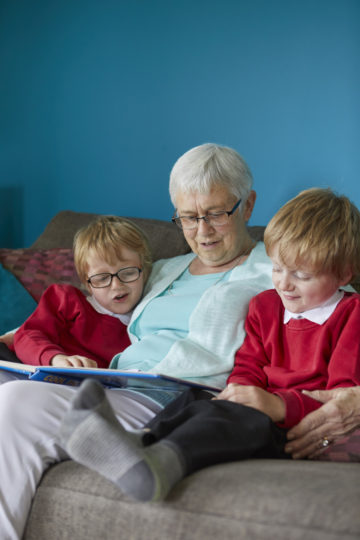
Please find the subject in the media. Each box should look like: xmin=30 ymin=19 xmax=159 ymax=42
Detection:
xmin=0 ymin=360 xmax=221 ymax=393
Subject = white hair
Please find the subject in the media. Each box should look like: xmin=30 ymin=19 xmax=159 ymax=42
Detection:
xmin=169 ymin=143 xmax=253 ymax=206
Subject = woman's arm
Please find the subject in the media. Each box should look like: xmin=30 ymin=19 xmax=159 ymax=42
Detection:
xmin=285 ymin=387 xmax=360 ymax=458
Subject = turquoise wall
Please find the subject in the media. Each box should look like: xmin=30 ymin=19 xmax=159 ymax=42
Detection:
xmin=0 ymin=0 xmax=359 ymax=247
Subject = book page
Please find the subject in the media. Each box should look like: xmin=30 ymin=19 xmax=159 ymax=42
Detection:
xmin=0 ymin=360 xmax=36 ymax=374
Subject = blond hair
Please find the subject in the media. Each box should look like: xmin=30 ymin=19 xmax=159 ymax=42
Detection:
xmin=264 ymin=188 xmax=360 ymax=282
xmin=73 ymin=216 xmax=152 ymax=284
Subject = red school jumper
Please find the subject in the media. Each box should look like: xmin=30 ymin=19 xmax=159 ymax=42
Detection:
xmin=13 ymin=284 xmax=131 ymax=368
xmin=228 ymin=290 xmax=360 ymax=428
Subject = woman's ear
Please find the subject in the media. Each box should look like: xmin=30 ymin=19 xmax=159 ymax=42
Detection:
xmin=243 ymin=190 xmax=256 ymax=222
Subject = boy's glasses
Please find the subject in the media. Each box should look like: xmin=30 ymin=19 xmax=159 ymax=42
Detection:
xmin=87 ymin=267 xmax=142 ymax=288
xmin=172 ymin=199 xmax=241 ymax=230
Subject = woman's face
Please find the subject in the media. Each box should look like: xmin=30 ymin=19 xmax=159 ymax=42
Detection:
xmin=175 ymin=185 xmax=256 ymax=269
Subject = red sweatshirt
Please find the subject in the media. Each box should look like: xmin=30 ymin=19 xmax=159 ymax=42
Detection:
xmin=228 ymin=290 xmax=360 ymax=428
xmin=13 ymin=284 xmax=131 ymax=368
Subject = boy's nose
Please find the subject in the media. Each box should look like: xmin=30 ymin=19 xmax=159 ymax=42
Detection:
xmin=111 ymin=275 xmax=123 ymax=288
xmin=278 ymin=273 xmax=293 ymax=291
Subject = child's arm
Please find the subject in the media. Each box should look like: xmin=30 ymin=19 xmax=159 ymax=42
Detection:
xmin=51 ymin=354 xmax=98 ymax=368
xmin=0 ymin=332 xmax=15 ymax=348
xmin=13 ymin=284 xmax=94 ymax=366
xmin=216 ymin=294 xmax=286 ymax=422
xmin=275 ymin=296 xmax=360 ymax=428
xmin=216 ymin=383 xmax=286 ymax=423
xmin=227 ymin=294 xmax=273 ymax=387
xmin=325 ymin=297 xmax=360 ymax=389
xmin=272 ymin=295 xmax=360 ymax=428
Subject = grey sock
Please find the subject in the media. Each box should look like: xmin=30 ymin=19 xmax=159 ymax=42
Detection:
xmin=59 ymin=379 xmax=185 ymax=501
xmin=119 ymin=440 xmax=186 ymax=501
xmin=60 ymin=378 xmax=143 ymax=448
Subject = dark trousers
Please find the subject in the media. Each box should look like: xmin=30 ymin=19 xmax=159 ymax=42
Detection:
xmin=0 ymin=343 xmax=20 ymax=363
xmin=145 ymin=388 xmax=290 ymax=474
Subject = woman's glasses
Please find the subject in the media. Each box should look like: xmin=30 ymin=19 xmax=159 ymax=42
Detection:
xmin=172 ymin=199 xmax=241 ymax=230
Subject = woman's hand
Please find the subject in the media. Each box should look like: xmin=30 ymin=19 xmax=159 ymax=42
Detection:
xmin=0 ymin=332 xmax=15 ymax=347
xmin=216 ymin=383 xmax=286 ymax=423
xmin=50 ymin=354 xmax=98 ymax=368
xmin=285 ymin=387 xmax=360 ymax=459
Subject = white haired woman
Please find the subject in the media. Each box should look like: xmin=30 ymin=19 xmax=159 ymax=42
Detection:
xmin=0 ymin=143 xmax=273 ymax=539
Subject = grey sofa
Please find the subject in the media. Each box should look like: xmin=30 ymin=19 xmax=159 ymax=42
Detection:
xmin=2 ymin=211 xmax=359 ymax=540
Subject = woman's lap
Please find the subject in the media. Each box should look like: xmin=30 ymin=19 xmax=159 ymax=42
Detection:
xmin=0 ymin=379 xmax=162 ymax=539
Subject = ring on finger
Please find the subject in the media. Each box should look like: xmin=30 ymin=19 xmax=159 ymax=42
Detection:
xmin=321 ymin=436 xmax=330 ymax=448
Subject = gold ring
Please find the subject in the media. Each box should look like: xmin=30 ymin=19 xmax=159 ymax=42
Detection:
xmin=321 ymin=437 xmax=330 ymax=448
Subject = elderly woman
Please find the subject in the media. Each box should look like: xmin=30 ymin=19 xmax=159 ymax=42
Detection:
xmin=0 ymin=143 xmax=273 ymax=539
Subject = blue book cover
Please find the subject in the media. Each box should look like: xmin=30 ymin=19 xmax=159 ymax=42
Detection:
xmin=0 ymin=361 xmax=221 ymax=392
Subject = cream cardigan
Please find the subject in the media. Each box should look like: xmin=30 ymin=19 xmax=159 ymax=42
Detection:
xmin=119 ymin=242 xmax=273 ymax=389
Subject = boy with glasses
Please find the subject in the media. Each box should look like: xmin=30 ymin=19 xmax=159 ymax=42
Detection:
xmin=60 ymin=188 xmax=360 ymax=500
xmin=12 ymin=216 xmax=151 ymax=368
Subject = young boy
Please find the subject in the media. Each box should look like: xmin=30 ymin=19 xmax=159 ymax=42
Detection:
xmin=59 ymin=188 xmax=360 ymax=501
xmin=12 ymin=216 xmax=152 ymax=368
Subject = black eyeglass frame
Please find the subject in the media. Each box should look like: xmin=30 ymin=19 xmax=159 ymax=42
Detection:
xmin=171 ymin=199 xmax=242 ymax=229
xmin=87 ymin=266 xmax=143 ymax=288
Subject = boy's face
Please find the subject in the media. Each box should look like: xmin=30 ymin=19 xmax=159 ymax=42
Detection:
xmin=270 ymin=250 xmax=349 ymax=314
xmin=85 ymin=247 xmax=144 ymax=314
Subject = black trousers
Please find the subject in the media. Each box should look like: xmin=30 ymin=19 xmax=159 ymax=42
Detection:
xmin=0 ymin=343 xmax=20 ymax=363
xmin=145 ymin=388 xmax=290 ymax=474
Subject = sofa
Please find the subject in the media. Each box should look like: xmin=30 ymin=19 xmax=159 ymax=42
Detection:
xmin=1 ymin=210 xmax=359 ymax=540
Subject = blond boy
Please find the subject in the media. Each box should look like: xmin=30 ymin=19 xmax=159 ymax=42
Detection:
xmin=12 ymin=216 xmax=151 ymax=368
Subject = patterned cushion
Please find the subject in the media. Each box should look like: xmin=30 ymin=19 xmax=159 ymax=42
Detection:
xmin=0 ymin=248 xmax=81 ymax=302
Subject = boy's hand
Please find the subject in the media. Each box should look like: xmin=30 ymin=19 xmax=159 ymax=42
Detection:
xmin=50 ymin=354 xmax=98 ymax=368
xmin=0 ymin=332 xmax=15 ymax=347
xmin=216 ymin=383 xmax=286 ymax=423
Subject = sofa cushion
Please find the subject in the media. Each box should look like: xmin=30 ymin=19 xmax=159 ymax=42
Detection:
xmin=30 ymin=210 xmax=192 ymax=261
xmin=0 ymin=263 xmax=37 ymax=334
xmin=0 ymin=248 xmax=80 ymax=302
xmin=24 ymin=459 xmax=360 ymax=540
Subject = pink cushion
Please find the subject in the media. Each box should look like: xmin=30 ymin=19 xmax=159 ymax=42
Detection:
xmin=0 ymin=248 xmax=81 ymax=302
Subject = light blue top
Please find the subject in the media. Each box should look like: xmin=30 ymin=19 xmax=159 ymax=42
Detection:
xmin=110 ymin=242 xmax=273 ymax=389
xmin=112 ymin=268 xmax=230 ymax=372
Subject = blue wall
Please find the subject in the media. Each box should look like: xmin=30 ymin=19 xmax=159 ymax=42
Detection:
xmin=0 ymin=0 xmax=359 ymax=247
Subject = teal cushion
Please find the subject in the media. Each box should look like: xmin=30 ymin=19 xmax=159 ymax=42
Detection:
xmin=0 ymin=263 xmax=37 ymax=334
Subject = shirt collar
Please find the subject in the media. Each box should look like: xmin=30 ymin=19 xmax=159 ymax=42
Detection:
xmin=87 ymin=295 xmax=133 ymax=325
xmin=283 ymin=289 xmax=344 ymax=325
